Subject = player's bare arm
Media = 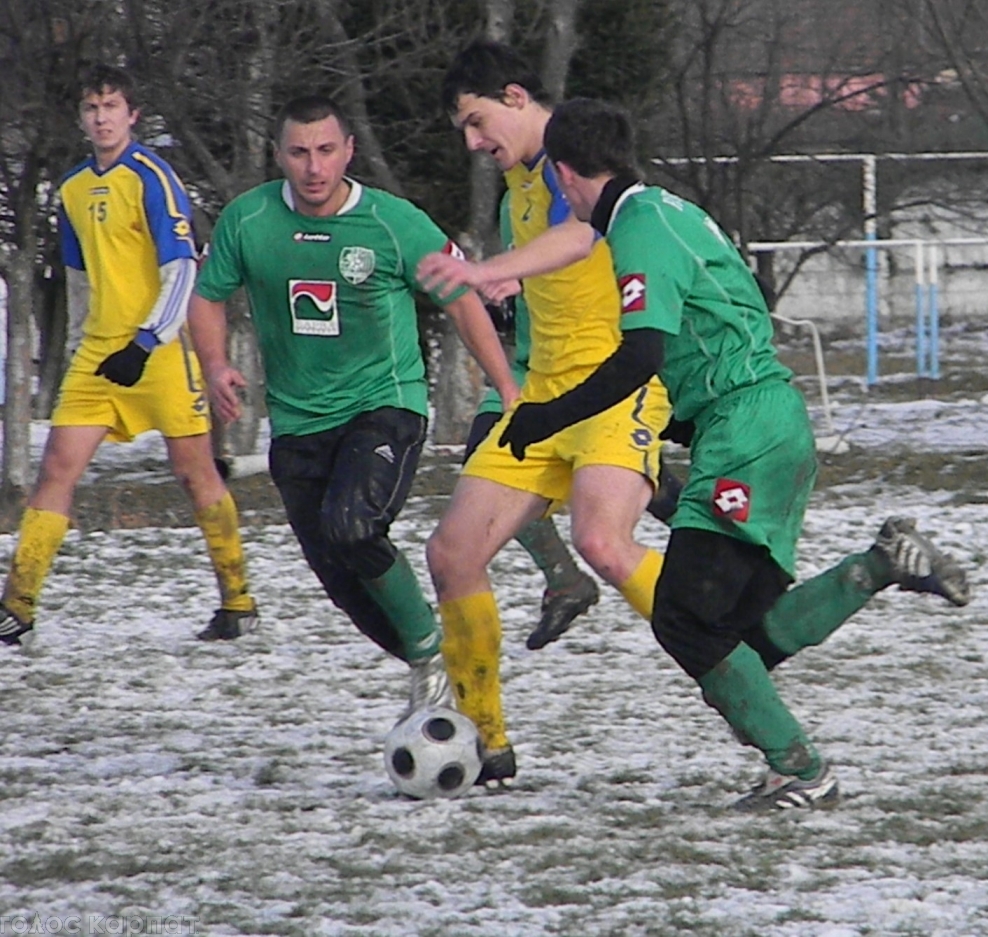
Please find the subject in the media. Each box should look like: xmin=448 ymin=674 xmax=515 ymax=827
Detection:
xmin=187 ymin=293 xmax=247 ymax=424
xmin=417 ymin=214 xmax=594 ymax=299
xmin=444 ymin=290 xmax=520 ymax=409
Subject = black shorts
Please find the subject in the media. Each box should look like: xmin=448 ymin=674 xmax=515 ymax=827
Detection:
xmin=269 ymin=406 xmax=427 ymax=581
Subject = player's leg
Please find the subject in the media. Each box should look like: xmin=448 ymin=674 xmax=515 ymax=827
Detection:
xmin=269 ymin=433 xmax=405 ymax=659
xmin=746 ymin=516 xmax=970 ymax=664
xmin=165 ymin=432 xmax=258 ymax=640
xmin=1 ymin=424 xmax=107 ymax=645
xmin=562 ymin=379 xmax=667 ymax=621
xmin=427 ymin=474 xmax=547 ymax=783
xmin=652 ymin=528 xmax=837 ymax=810
xmin=569 ymin=463 xmax=661 ymax=620
xmin=465 ymin=410 xmax=598 ymax=650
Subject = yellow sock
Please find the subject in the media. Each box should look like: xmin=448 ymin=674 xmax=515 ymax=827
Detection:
xmin=2 ymin=508 xmax=70 ymax=623
xmin=194 ymin=491 xmax=255 ymax=612
xmin=439 ymin=591 xmax=509 ymax=751
xmin=618 ymin=548 xmax=664 ymax=620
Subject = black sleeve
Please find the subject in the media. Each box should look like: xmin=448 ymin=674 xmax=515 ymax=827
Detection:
xmin=530 ymin=328 xmax=662 ymax=431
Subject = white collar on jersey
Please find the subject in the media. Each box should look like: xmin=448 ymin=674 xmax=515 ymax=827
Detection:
xmin=280 ymin=177 xmax=363 ymax=216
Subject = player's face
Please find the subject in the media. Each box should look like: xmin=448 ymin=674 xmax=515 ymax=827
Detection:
xmin=79 ymin=88 xmax=138 ymax=167
xmin=452 ymin=91 xmax=538 ymax=170
xmin=275 ymin=116 xmax=355 ymax=217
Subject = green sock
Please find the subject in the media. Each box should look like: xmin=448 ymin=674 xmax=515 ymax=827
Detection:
xmin=762 ymin=549 xmax=892 ymax=656
xmin=699 ymin=643 xmax=820 ymax=779
xmin=516 ymin=517 xmax=582 ymax=591
xmin=362 ymin=553 xmax=440 ymax=661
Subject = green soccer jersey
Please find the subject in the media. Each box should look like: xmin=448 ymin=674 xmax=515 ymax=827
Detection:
xmin=607 ymin=185 xmax=791 ymax=421
xmin=196 ymin=179 xmax=463 ymax=437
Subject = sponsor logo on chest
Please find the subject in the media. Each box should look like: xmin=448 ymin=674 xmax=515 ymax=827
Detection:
xmin=288 ymin=280 xmax=340 ymax=336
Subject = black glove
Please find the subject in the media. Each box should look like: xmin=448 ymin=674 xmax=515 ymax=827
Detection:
xmin=499 ymin=402 xmax=558 ymax=461
xmin=659 ymin=417 xmax=696 ymax=448
xmin=95 ymin=341 xmax=151 ymax=387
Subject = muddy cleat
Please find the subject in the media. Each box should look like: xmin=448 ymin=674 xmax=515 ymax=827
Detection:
xmin=734 ymin=762 xmax=839 ymax=812
xmin=0 ymin=605 xmax=34 ymax=648
xmin=874 ymin=516 xmax=971 ymax=607
xmin=475 ymin=745 xmax=517 ymax=789
xmin=396 ymin=653 xmax=452 ymax=724
xmin=197 ymin=606 xmax=260 ymax=641
xmin=527 ymin=573 xmax=600 ymax=650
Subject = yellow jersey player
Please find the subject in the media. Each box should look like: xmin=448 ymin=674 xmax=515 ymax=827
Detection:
xmin=417 ymin=41 xmax=672 ymax=787
xmin=0 ymin=64 xmax=257 ymax=647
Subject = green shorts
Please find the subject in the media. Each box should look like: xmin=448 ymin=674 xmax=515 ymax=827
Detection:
xmin=673 ymin=380 xmax=816 ymax=577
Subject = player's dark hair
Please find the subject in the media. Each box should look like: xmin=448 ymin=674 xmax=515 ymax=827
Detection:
xmin=544 ymin=98 xmax=640 ymax=178
xmin=442 ymin=39 xmax=551 ymax=114
xmin=274 ymin=94 xmax=352 ymax=144
xmin=79 ymin=64 xmax=138 ymax=110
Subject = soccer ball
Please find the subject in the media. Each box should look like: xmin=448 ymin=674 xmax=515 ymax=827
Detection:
xmin=384 ymin=707 xmax=482 ymax=800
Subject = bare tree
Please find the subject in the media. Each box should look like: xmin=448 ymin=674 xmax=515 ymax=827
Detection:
xmin=0 ymin=0 xmax=97 ymax=501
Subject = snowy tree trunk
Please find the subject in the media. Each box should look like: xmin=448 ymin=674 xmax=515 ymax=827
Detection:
xmin=2 ymin=248 xmax=36 ymax=495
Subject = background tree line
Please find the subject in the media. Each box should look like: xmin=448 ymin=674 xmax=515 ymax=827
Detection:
xmin=1 ymin=0 xmax=986 ymax=495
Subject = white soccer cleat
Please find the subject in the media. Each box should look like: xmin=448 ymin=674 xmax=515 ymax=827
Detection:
xmin=396 ymin=653 xmax=452 ymax=724
xmin=0 ymin=605 xmax=34 ymax=649
xmin=874 ymin=516 xmax=971 ymax=607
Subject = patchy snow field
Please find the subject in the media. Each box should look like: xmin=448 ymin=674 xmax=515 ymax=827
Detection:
xmin=0 ymin=324 xmax=987 ymax=936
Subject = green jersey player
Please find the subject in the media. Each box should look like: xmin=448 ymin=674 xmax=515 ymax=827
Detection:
xmin=190 ymin=94 xmax=516 ymax=722
xmin=499 ymin=97 xmax=970 ymax=811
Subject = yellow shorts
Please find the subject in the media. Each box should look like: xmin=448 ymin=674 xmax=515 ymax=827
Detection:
xmin=464 ymin=375 xmax=670 ymax=509
xmin=53 ymin=333 xmax=211 ymax=442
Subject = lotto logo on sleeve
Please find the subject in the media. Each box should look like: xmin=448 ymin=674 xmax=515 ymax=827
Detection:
xmin=442 ymin=240 xmax=466 ymax=260
xmin=712 ymin=478 xmax=751 ymax=522
xmin=619 ymin=274 xmax=647 ymax=312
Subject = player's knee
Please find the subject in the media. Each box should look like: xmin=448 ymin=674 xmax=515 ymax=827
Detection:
xmin=571 ymin=528 xmax=623 ymax=583
xmin=425 ymin=527 xmax=455 ymax=581
xmin=323 ymin=510 xmax=394 ymax=580
xmin=650 ymin=593 xmax=745 ymax=682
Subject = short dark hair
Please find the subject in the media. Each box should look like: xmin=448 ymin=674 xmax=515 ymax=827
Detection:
xmin=442 ymin=39 xmax=551 ymax=115
xmin=274 ymin=94 xmax=352 ymax=144
xmin=79 ymin=64 xmax=138 ymax=110
xmin=544 ymin=97 xmax=639 ymax=178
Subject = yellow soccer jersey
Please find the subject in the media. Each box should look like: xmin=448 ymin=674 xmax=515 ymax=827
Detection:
xmin=504 ymin=152 xmax=622 ymax=394
xmin=59 ymin=142 xmax=196 ymax=344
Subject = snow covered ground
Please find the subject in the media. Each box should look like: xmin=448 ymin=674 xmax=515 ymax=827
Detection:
xmin=0 ymin=327 xmax=987 ymax=936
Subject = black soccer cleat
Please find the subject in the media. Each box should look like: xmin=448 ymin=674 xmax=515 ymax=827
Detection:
xmin=873 ymin=517 xmax=971 ymax=607
xmin=0 ymin=604 xmax=34 ymax=648
xmin=733 ymin=761 xmax=840 ymax=812
xmin=475 ymin=745 xmax=517 ymax=790
xmin=197 ymin=605 xmax=260 ymax=641
xmin=527 ymin=573 xmax=600 ymax=650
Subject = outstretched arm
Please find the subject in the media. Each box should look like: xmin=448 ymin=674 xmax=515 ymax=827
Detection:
xmin=417 ymin=214 xmax=595 ymax=299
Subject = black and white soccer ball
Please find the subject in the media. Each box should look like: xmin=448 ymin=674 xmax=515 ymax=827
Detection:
xmin=384 ymin=707 xmax=482 ymax=800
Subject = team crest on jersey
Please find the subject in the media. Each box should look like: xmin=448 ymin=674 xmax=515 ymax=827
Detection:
xmin=339 ymin=246 xmax=375 ymax=285
xmin=619 ymin=274 xmax=647 ymax=312
xmin=712 ymin=478 xmax=751 ymax=522
xmin=288 ymin=279 xmax=340 ymax=336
